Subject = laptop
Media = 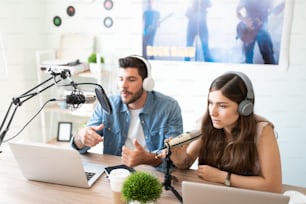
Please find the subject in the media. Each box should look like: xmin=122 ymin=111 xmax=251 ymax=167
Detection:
xmin=182 ymin=181 xmax=290 ymax=204
xmin=9 ymin=142 xmax=105 ymax=188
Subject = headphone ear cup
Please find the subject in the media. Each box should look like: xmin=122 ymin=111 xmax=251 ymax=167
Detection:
xmin=143 ymin=77 xmax=155 ymax=91
xmin=238 ymin=100 xmax=254 ymax=116
xmin=129 ymin=55 xmax=155 ymax=91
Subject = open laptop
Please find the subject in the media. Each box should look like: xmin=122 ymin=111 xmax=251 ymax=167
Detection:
xmin=9 ymin=142 xmax=105 ymax=188
xmin=182 ymin=181 xmax=290 ymax=204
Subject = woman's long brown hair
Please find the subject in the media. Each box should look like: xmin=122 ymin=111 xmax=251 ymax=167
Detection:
xmin=198 ymin=73 xmax=258 ymax=176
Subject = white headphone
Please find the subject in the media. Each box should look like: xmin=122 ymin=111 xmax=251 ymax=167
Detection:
xmin=130 ymin=55 xmax=155 ymax=91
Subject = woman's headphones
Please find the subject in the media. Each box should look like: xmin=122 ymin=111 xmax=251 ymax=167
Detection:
xmin=130 ymin=55 xmax=155 ymax=91
xmin=226 ymin=71 xmax=254 ymax=116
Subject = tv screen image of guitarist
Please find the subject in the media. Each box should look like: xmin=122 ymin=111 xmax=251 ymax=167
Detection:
xmin=142 ymin=10 xmax=173 ymax=59
xmin=236 ymin=2 xmax=285 ymax=45
xmin=143 ymin=12 xmax=173 ymax=38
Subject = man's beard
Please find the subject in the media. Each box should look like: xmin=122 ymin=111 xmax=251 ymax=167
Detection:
xmin=122 ymin=87 xmax=144 ymax=105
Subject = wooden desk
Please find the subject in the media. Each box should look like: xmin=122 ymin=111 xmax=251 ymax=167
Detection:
xmin=0 ymin=143 xmax=305 ymax=204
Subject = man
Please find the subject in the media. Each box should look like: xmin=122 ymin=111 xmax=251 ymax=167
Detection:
xmin=236 ymin=0 xmax=278 ymax=64
xmin=185 ymin=0 xmax=213 ymax=62
xmin=143 ymin=0 xmax=160 ymax=59
xmin=71 ymin=55 xmax=183 ymax=171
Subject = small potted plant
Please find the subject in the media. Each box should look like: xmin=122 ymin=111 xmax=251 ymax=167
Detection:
xmin=122 ymin=171 xmax=163 ymax=204
xmin=87 ymin=53 xmax=104 ymax=74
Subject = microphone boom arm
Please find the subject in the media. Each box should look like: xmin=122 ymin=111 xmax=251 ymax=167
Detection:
xmin=0 ymin=69 xmax=112 ymax=150
xmin=0 ymin=75 xmax=63 ymax=149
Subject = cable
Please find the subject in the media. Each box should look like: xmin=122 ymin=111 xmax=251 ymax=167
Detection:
xmin=3 ymin=99 xmax=55 ymax=143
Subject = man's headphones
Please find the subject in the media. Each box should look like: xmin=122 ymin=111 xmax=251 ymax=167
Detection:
xmin=131 ymin=55 xmax=155 ymax=91
xmin=226 ymin=71 xmax=254 ymax=116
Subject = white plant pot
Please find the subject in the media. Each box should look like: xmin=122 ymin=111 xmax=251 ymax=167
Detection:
xmin=89 ymin=63 xmax=102 ymax=75
xmin=129 ymin=201 xmax=155 ymax=204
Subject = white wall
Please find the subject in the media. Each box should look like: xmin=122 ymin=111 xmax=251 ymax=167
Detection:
xmin=0 ymin=0 xmax=46 ymax=143
xmin=0 ymin=0 xmax=305 ymax=187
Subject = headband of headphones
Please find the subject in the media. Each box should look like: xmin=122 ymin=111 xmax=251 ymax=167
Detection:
xmin=226 ymin=71 xmax=254 ymax=100
xmin=130 ymin=55 xmax=155 ymax=91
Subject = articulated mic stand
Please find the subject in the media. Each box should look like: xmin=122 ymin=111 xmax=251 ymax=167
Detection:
xmin=162 ymin=146 xmax=183 ymax=203
xmin=0 ymin=70 xmax=71 ymax=151
xmin=0 ymin=68 xmax=112 ymax=152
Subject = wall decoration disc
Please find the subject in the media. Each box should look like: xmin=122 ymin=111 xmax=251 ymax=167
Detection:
xmin=104 ymin=0 xmax=113 ymax=10
xmin=67 ymin=6 xmax=75 ymax=17
xmin=103 ymin=16 xmax=113 ymax=28
xmin=53 ymin=16 xmax=62 ymax=27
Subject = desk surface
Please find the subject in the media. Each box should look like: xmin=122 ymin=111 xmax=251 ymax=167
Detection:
xmin=1 ymin=142 xmax=305 ymax=204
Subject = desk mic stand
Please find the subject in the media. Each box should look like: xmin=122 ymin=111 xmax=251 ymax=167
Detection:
xmin=162 ymin=145 xmax=183 ymax=203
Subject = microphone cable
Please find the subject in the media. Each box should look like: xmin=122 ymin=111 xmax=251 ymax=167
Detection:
xmin=2 ymin=99 xmax=55 ymax=143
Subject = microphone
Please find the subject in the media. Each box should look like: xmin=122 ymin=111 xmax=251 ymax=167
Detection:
xmin=160 ymin=129 xmax=201 ymax=150
xmin=55 ymin=89 xmax=96 ymax=108
xmin=55 ymin=86 xmax=113 ymax=114
xmin=65 ymin=94 xmax=96 ymax=105
xmin=47 ymin=66 xmax=112 ymax=114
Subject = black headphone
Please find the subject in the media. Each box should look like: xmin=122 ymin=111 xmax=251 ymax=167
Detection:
xmin=130 ymin=55 xmax=155 ymax=91
xmin=226 ymin=71 xmax=254 ymax=116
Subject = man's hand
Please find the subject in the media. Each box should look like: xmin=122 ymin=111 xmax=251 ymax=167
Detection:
xmin=74 ymin=124 xmax=104 ymax=149
xmin=121 ymin=139 xmax=147 ymax=167
xmin=121 ymin=139 xmax=161 ymax=167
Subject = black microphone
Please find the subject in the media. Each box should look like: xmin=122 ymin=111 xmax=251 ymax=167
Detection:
xmin=47 ymin=66 xmax=112 ymax=114
xmin=56 ymin=87 xmax=112 ymax=114
xmin=55 ymin=89 xmax=96 ymax=108
xmin=65 ymin=94 xmax=96 ymax=105
xmin=160 ymin=129 xmax=201 ymax=150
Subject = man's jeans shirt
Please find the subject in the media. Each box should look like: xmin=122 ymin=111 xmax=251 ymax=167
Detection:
xmin=71 ymin=91 xmax=183 ymax=172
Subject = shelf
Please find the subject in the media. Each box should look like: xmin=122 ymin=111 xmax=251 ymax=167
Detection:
xmin=44 ymin=103 xmax=95 ymax=118
xmin=35 ymin=41 xmax=101 ymax=142
xmin=77 ymin=70 xmax=94 ymax=77
xmin=76 ymin=70 xmax=110 ymax=78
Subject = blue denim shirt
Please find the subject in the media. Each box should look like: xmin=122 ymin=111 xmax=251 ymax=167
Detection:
xmin=71 ymin=91 xmax=183 ymax=171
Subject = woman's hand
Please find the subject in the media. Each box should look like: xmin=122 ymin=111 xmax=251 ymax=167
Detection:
xmin=197 ymin=165 xmax=226 ymax=184
xmin=154 ymin=137 xmax=189 ymax=168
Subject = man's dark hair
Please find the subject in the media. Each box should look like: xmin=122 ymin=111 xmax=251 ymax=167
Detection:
xmin=119 ymin=56 xmax=148 ymax=80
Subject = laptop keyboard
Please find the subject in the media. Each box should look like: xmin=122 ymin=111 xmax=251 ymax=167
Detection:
xmin=85 ymin=172 xmax=96 ymax=181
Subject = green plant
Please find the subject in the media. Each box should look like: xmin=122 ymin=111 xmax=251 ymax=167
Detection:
xmin=122 ymin=172 xmax=162 ymax=204
xmin=87 ymin=53 xmax=104 ymax=64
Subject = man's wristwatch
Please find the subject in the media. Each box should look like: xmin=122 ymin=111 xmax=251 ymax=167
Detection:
xmin=224 ymin=172 xmax=232 ymax=186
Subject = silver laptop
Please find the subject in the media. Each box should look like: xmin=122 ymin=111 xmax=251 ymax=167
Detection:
xmin=182 ymin=181 xmax=290 ymax=204
xmin=9 ymin=142 xmax=105 ymax=188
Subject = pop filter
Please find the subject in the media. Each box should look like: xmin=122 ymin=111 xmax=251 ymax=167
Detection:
xmin=95 ymin=87 xmax=112 ymax=114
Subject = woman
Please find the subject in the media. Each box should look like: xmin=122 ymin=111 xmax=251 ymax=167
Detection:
xmin=169 ymin=71 xmax=282 ymax=193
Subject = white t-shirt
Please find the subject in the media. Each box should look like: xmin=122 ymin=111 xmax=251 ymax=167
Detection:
xmin=125 ymin=108 xmax=147 ymax=151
